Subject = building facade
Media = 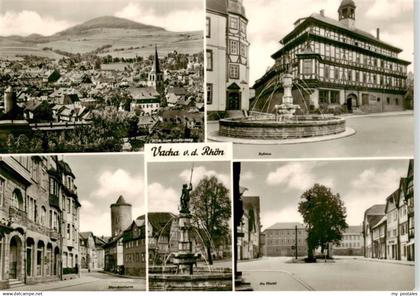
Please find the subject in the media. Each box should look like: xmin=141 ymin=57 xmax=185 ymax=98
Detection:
xmin=386 ymin=190 xmax=399 ymax=260
xmin=79 ymin=232 xmax=105 ymax=271
xmin=206 ymin=0 xmax=250 ymax=114
xmin=253 ymin=0 xmax=411 ymax=114
xmin=363 ymin=159 xmax=414 ymax=261
xmin=237 ymin=196 xmax=261 ymax=260
xmin=263 ymin=222 xmax=307 ymax=257
xmin=405 ymin=160 xmax=414 ymax=261
xmin=332 ymin=225 xmax=363 ymax=256
xmin=122 ymin=217 xmax=146 ymax=277
xmin=0 ymin=156 xmax=80 ymax=289
xmin=362 ymin=204 xmax=386 ymax=258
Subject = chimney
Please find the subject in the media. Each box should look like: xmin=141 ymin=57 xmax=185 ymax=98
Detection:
xmin=320 ymin=9 xmax=325 ymax=17
xmin=376 ymin=28 xmax=380 ymax=40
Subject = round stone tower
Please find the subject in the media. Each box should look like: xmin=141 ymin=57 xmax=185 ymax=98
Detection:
xmin=4 ymin=86 xmax=16 ymax=114
xmin=110 ymin=195 xmax=132 ymax=237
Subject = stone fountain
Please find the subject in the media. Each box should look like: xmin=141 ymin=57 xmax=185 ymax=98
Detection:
xmin=216 ymin=67 xmax=350 ymax=141
xmin=148 ymin=182 xmax=232 ymax=291
xmin=172 ymin=184 xmax=197 ymax=275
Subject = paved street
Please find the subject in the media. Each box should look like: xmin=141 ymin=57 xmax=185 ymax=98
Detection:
xmin=7 ymin=270 xmax=146 ymax=291
xmin=238 ymin=256 xmax=415 ymax=291
xmin=208 ymin=113 xmax=414 ymax=159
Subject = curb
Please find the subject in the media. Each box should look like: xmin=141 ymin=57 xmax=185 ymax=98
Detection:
xmin=98 ymin=270 xmax=145 ymax=280
xmin=352 ymin=257 xmax=415 ymax=266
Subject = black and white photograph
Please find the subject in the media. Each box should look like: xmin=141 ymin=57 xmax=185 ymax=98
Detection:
xmin=147 ymin=161 xmax=233 ymax=291
xmin=0 ymin=0 xmax=204 ymax=153
xmin=206 ymin=0 xmax=414 ymax=159
xmin=0 ymin=154 xmax=146 ymax=290
xmin=233 ymin=159 xmax=415 ymax=291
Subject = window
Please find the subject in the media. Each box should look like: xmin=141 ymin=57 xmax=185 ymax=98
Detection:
xmin=230 ymin=16 xmax=239 ymax=29
xmin=240 ymin=43 xmax=246 ymax=57
xmin=395 ymin=98 xmax=399 ymax=105
xmin=240 ymin=20 xmax=246 ymax=34
xmin=302 ymin=59 xmax=312 ymax=74
xmin=229 ymin=64 xmax=240 ymax=79
xmin=67 ymin=224 xmax=71 ymax=240
xmin=229 ymin=40 xmax=239 ymax=55
xmin=0 ymin=178 xmax=4 ymax=206
xmin=324 ymin=65 xmax=330 ymax=78
xmin=387 ymin=97 xmax=390 ymax=104
xmin=206 ymin=83 xmax=213 ymax=104
xmin=330 ymin=90 xmax=339 ymax=104
xmin=206 ymin=17 xmax=210 ymax=38
xmin=206 ymin=50 xmax=213 ymax=71
xmin=12 ymin=189 xmax=24 ymax=210
xmin=41 ymin=206 xmax=46 ymax=226
xmin=334 ymin=67 xmax=340 ymax=80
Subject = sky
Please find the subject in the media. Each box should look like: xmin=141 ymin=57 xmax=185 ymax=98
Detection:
xmin=64 ymin=154 xmax=145 ymax=237
xmin=244 ymin=0 xmax=414 ymax=84
xmin=239 ymin=159 xmax=411 ymax=231
xmin=0 ymin=0 xmax=203 ymax=36
xmin=148 ymin=161 xmax=231 ymax=214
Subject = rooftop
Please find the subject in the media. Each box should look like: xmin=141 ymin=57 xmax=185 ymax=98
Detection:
xmin=265 ymin=222 xmax=305 ymax=230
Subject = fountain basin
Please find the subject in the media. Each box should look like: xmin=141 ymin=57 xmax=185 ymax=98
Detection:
xmin=219 ymin=115 xmax=346 ymax=140
xmin=149 ymin=266 xmax=232 ymax=291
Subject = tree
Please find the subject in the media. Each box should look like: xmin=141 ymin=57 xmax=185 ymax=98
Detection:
xmin=298 ymin=184 xmax=348 ymax=261
xmin=190 ymin=176 xmax=231 ymax=265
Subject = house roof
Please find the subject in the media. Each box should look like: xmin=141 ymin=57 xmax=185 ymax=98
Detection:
xmin=286 ymin=12 xmax=404 ymax=53
xmin=206 ymin=0 xmax=228 ymax=15
xmin=364 ymin=204 xmax=386 ymax=216
xmin=111 ymin=195 xmax=131 ymax=207
xmin=79 ymin=231 xmax=93 ymax=241
xmin=148 ymin=212 xmax=177 ymax=237
xmin=372 ymin=216 xmax=387 ymax=229
xmin=344 ymin=225 xmax=363 ymax=234
xmin=265 ymin=222 xmax=305 ymax=230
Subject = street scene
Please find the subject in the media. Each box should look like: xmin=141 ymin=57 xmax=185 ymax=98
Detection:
xmin=0 ymin=0 xmax=204 ymax=153
xmin=147 ymin=161 xmax=233 ymax=291
xmin=3 ymin=270 xmax=145 ymax=291
xmin=0 ymin=154 xmax=146 ymax=290
xmin=233 ymin=159 xmax=415 ymax=291
xmin=238 ymin=256 xmax=414 ymax=291
xmin=206 ymin=0 xmax=414 ymax=159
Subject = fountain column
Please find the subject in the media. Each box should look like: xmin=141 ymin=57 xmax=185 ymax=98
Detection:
xmin=275 ymin=73 xmax=300 ymax=121
xmin=173 ymin=183 xmax=197 ymax=275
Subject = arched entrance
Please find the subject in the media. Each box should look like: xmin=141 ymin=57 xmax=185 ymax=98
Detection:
xmin=36 ymin=241 xmax=45 ymax=277
xmin=26 ymin=237 xmax=35 ymax=277
xmin=226 ymin=83 xmax=241 ymax=111
xmin=54 ymin=247 xmax=60 ymax=276
xmin=346 ymin=94 xmax=358 ymax=112
xmin=9 ymin=236 xmax=23 ymax=280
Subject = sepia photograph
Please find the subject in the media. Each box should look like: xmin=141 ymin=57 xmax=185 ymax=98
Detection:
xmin=0 ymin=0 xmax=204 ymax=153
xmin=0 ymin=154 xmax=146 ymax=290
xmin=206 ymin=0 xmax=414 ymax=159
xmin=233 ymin=159 xmax=415 ymax=291
xmin=147 ymin=161 xmax=233 ymax=291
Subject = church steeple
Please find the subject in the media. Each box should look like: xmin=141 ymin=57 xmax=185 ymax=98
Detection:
xmin=147 ymin=44 xmax=164 ymax=94
xmin=152 ymin=44 xmax=161 ymax=74
xmin=338 ymin=0 xmax=356 ymax=28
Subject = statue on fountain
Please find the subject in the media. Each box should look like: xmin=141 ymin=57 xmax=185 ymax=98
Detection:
xmin=180 ymin=183 xmax=193 ymax=214
xmin=274 ymin=53 xmax=301 ymax=121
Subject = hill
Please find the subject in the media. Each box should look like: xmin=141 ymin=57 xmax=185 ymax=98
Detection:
xmin=54 ymin=16 xmax=165 ymax=37
xmin=0 ymin=16 xmax=202 ymax=58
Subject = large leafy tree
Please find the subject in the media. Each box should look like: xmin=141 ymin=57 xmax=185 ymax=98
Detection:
xmin=298 ymin=184 xmax=348 ymax=260
xmin=190 ymin=176 xmax=231 ymax=265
